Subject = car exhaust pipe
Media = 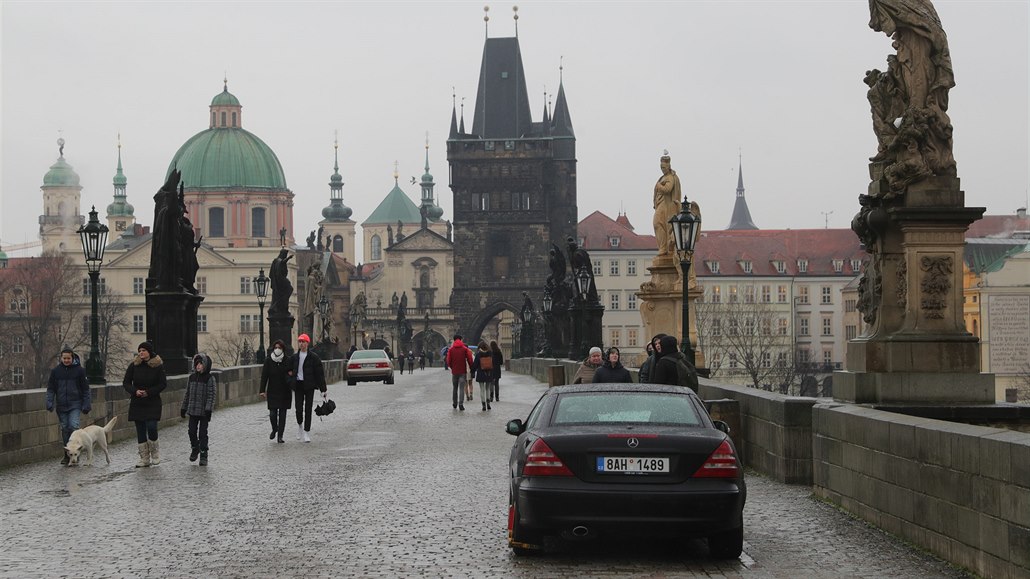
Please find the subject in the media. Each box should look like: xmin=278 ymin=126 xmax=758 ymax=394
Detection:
xmin=572 ymin=526 xmax=589 ymax=537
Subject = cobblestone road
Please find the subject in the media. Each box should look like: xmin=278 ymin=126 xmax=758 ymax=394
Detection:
xmin=1 ymin=368 xmax=970 ymax=578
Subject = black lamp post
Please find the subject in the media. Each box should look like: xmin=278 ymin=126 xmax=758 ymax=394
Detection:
xmin=512 ymin=319 xmax=522 ymax=358
xmin=574 ymin=266 xmax=591 ymax=360
xmin=77 ymin=206 xmax=109 ymax=384
xmin=255 ymin=268 xmax=269 ymax=362
xmin=521 ymin=302 xmax=534 ymax=359
xmin=541 ymin=289 xmax=553 ymax=357
xmin=670 ymin=196 xmax=702 ymax=365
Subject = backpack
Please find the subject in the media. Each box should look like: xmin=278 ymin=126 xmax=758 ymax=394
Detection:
xmin=479 ymin=353 xmax=494 ymax=371
xmin=673 ymin=353 xmax=699 ymax=393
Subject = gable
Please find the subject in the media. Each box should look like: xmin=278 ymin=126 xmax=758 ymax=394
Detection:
xmin=388 ymin=229 xmax=454 ymax=252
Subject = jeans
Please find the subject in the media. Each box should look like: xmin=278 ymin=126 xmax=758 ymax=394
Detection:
xmin=451 ymin=374 xmax=466 ymax=407
xmin=269 ymin=408 xmax=287 ymax=436
xmin=491 ymin=379 xmax=500 ymax=401
xmin=188 ymin=415 xmax=209 ymax=451
xmin=478 ymin=381 xmax=490 ymax=404
xmin=134 ymin=420 xmax=158 ymax=443
xmin=294 ymin=384 xmax=315 ymax=431
xmin=57 ymin=410 xmax=81 ymax=445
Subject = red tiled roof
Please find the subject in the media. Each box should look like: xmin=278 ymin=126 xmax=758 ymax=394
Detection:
xmin=577 ymin=210 xmax=656 ymax=250
xmin=693 ymin=229 xmax=865 ymax=277
xmin=966 ymin=212 xmax=1030 ymax=238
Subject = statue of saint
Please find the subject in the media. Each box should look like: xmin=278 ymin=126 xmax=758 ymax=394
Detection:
xmin=304 ymin=262 xmax=324 ymax=316
xmin=268 ymin=247 xmax=293 ymax=316
xmin=351 ymin=291 xmax=367 ymax=323
xmin=652 ymin=154 xmax=682 ymax=257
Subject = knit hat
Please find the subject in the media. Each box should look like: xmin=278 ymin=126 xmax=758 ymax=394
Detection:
xmin=138 ymin=341 xmax=155 ymax=356
xmin=589 ymin=346 xmax=602 ymax=356
xmin=298 ymin=334 xmax=311 ymax=343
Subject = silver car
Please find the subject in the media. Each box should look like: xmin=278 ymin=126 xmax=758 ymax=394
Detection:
xmin=346 ymin=349 xmax=395 ymax=385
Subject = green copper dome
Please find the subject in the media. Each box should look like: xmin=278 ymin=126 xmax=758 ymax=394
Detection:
xmin=107 ymin=198 xmax=134 ymax=217
xmin=211 ymin=86 xmax=241 ymax=107
xmin=43 ymin=156 xmax=81 ymax=187
xmin=363 ymin=182 xmax=422 ymax=225
xmin=166 ymin=128 xmax=287 ymax=190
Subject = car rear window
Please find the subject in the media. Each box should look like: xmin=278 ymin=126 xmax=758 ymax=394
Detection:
xmin=350 ymin=350 xmax=385 ymax=360
xmin=553 ymin=392 xmax=701 ymax=426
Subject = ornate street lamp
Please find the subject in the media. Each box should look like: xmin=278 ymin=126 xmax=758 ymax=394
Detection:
xmin=77 ymin=206 xmax=109 ymax=384
xmin=512 ymin=319 xmax=522 ymax=358
xmin=670 ymin=195 xmax=702 ymax=365
xmin=317 ymin=294 xmax=331 ymax=343
xmin=254 ymin=268 xmax=269 ymax=362
xmin=575 ymin=267 xmax=591 ymax=299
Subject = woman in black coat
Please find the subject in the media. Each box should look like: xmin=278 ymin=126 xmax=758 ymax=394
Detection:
xmin=122 ymin=341 xmax=167 ymax=467
xmin=489 ymin=340 xmax=504 ymax=402
xmin=260 ymin=339 xmax=292 ymax=443
xmin=592 ymin=347 xmax=633 ymax=383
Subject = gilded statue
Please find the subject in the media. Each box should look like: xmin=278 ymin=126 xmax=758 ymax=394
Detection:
xmin=652 ymin=153 xmax=682 ymax=257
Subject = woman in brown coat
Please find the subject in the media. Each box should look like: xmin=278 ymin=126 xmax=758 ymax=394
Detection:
xmin=122 ymin=341 xmax=167 ymax=467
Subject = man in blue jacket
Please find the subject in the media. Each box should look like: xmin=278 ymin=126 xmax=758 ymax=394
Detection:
xmin=46 ymin=349 xmax=91 ymax=465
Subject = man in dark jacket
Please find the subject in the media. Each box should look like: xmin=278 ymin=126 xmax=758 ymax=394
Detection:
xmin=652 ymin=335 xmax=700 ymax=392
xmin=593 ymin=347 xmax=633 ymax=383
xmin=290 ymin=334 xmax=327 ymax=442
xmin=638 ymin=334 xmax=665 ymax=384
xmin=47 ymin=349 xmax=90 ymax=465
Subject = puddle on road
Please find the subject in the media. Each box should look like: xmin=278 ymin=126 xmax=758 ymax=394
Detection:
xmin=333 ymin=430 xmax=397 ymax=458
xmin=35 ymin=468 xmax=137 ymax=499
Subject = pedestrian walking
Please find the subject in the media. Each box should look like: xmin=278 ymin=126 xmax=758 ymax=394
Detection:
xmin=593 ymin=346 xmax=633 ymax=383
xmin=123 ymin=341 xmax=167 ymax=467
xmin=652 ymin=335 xmax=700 ymax=392
xmin=260 ymin=339 xmax=292 ymax=443
xmin=472 ymin=341 xmax=493 ymax=411
xmin=489 ymin=340 xmax=504 ymax=402
xmin=572 ymin=346 xmax=604 ymax=384
xmin=289 ymin=334 xmax=327 ymax=442
xmin=181 ymin=353 xmax=216 ymax=466
xmin=408 ymin=351 xmax=415 ymax=373
xmin=399 ymin=353 xmax=405 ymax=375
xmin=419 ymin=351 xmax=426 ymax=371
xmin=638 ymin=335 xmax=664 ymax=384
xmin=46 ymin=348 xmax=90 ymax=466
xmin=445 ymin=334 xmax=474 ymax=411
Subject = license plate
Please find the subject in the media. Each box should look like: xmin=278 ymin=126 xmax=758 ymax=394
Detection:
xmin=362 ymin=363 xmax=375 ymax=368
xmin=596 ymin=456 xmax=669 ymax=473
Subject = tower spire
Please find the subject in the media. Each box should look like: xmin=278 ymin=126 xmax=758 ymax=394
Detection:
xmin=449 ymin=88 xmax=459 ymax=138
xmin=727 ymin=153 xmax=758 ymax=230
xmin=322 ymin=131 xmax=352 ymax=223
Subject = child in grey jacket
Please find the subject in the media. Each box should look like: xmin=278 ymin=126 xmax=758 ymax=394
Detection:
xmin=181 ymin=353 xmax=216 ymax=466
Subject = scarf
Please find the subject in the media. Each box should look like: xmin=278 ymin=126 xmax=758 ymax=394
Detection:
xmin=270 ymin=349 xmax=284 ymax=363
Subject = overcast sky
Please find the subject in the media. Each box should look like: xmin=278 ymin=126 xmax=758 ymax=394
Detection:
xmin=2 ymin=1 xmax=1027 ymax=257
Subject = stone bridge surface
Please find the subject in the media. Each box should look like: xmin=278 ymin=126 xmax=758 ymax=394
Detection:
xmin=0 ymin=369 xmax=969 ymax=578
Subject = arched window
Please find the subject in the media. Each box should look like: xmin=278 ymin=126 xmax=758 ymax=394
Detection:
xmin=232 ymin=112 xmax=237 ymax=127
xmin=220 ymin=111 xmax=226 ymax=127
xmin=370 ymin=234 xmax=382 ymax=261
xmin=251 ymin=207 xmax=266 ymax=238
xmin=209 ymin=207 xmax=225 ymax=237
xmin=333 ymin=235 xmax=343 ymax=253
xmin=210 ymin=111 xmax=215 ymax=127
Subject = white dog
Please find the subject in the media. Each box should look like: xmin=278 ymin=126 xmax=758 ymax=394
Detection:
xmin=65 ymin=417 xmax=117 ymax=466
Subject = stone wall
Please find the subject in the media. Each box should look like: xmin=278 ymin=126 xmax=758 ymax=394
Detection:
xmin=0 ymin=360 xmax=345 ymax=469
xmin=812 ymin=403 xmax=1030 ymax=579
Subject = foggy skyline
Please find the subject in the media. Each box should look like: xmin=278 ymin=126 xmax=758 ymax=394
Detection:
xmin=2 ymin=1 xmax=1027 ymax=257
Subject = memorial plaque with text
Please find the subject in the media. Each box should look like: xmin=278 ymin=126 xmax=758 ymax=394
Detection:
xmin=988 ymin=295 xmax=1030 ymax=375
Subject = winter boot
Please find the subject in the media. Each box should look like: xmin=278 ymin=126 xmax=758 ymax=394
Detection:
xmin=189 ymin=446 xmax=200 ymax=462
xmin=297 ymin=423 xmax=304 ymax=441
xmin=199 ymin=451 xmax=208 ymax=466
xmin=60 ymin=450 xmax=70 ymax=466
xmin=148 ymin=440 xmax=161 ymax=465
xmin=135 ymin=442 xmax=151 ymax=468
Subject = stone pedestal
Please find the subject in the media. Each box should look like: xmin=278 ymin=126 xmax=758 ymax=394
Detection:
xmin=145 ymin=290 xmax=202 ymax=376
xmin=837 ymin=174 xmax=993 ymax=404
xmin=269 ymin=313 xmax=296 ymax=354
xmin=637 ymin=255 xmax=706 ymax=369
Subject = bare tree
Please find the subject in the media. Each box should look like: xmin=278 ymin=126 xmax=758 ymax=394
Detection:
xmin=695 ymin=298 xmax=797 ymax=391
xmin=207 ymin=329 xmax=254 ymax=368
xmin=63 ymin=290 xmax=133 ymax=382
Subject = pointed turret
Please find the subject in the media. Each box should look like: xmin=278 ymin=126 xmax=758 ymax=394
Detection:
xmin=551 ymin=79 xmax=574 ymax=138
xmin=726 ymin=156 xmax=758 ymax=230
xmin=541 ymin=90 xmax=551 ymax=134
xmin=420 ymin=137 xmax=444 ymax=222
xmin=106 ymin=137 xmax=136 ymax=236
xmin=322 ymin=136 xmax=353 ymax=222
xmin=449 ymin=100 xmax=460 ymax=139
xmin=471 ymin=37 xmax=532 ymax=138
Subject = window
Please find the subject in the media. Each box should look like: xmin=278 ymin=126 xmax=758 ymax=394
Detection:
xmin=609 ymin=237 xmax=620 ymax=248
xmin=741 ymin=260 xmax=753 ymax=274
xmin=777 ymin=352 xmax=788 ymax=368
xmin=707 ymin=261 xmax=720 ymax=274
xmin=761 ymin=352 xmax=772 ymax=368
xmin=798 ymin=286 xmax=810 ymax=304
xmin=774 ymin=260 xmax=786 ymax=274
xmin=761 ymin=285 xmax=771 ymax=303
xmin=240 ymin=276 xmax=252 ymax=294
xmin=9 ymin=288 xmax=27 ymax=312
xmin=832 ymin=259 xmax=844 ymax=273
xmin=821 ymin=286 xmax=832 ymax=305
xmin=12 ymin=367 xmax=24 ymax=386
xmin=728 ymin=285 xmax=738 ymax=303
xmin=196 ymin=277 xmax=207 ymax=294
xmin=133 ymin=277 xmax=144 ymax=295
xmin=729 ymin=318 xmax=739 ymax=335
xmin=232 ymin=112 xmax=237 ymax=127
xmin=132 ymin=315 xmax=144 ymax=333
xmin=209 ymin=207 xmax=225 ymax=237
xmin=504 ymin=140 xmax=516 ymax=150
xmin=627 ymin=294 xmax=637 ymax=310
xmin=761 ymin=318 xmax=772 ymax=336
xmin=778 ymin=285 xmax=787 ymax=303
xmin=822 ymin=316 xmax=833 ymax=336
xmin=371 ymin=235 xmax=382 ymax=260
xmin=490 ymin=232 xmax=510 ymax=279
xmin=778 ymin=318 xmax=789 ymax=335
xmin=609 ymin=260 xmax=620 ymax=276
xmin=799 ymin=316 xmax=810 ymax=336
xmin=220 ymin=111 xmax=226 ymax=127
xmin=240 ymin=314 xmax=258 ymax=333
xmin=744 ymin=318 xmax=756 ymax=335
xmin=610 ymin=293 xmax=620 ymax=310
xmin=712 ymin=319 xmax=722 ymax=336
xmin=846 ymin=325 xmax=857 ymax=340
xmin=197 ymin=314 xmax=208 ymax=333
xmin=609 ymin=329 xmax=621 ymax=347
xmin=252 ymin=207 xmax=266 ymax=238
xmin=333 ymin=235 xmax=344 ymax=253
xmin=628 ymin=329 xmax=638 ymax=347
xmin=81 ymin=315 xmax=89 ymax=335
xmin=511 ymin=192 xmax=530 ymax=210
xmin=12 ymin=336 xmax=26 ymax=354
xmin=744 ymin=285 xmax=755 ymax=304
xmin=797 ymin=259 xmax=809 ymax=273
xmin=823 ymin=349 xmax=833 ymax=367
xmin=478 ymin=193 xmax=490 ymax=211
xmin=851 ymin=259 xmax=863 ymax=273
xmin=81 ymin=278 xmax=107 ymax=295
xmin=845 ymin=299 xmax=856 ymax=313
xmin=627 ymin=260 xmax=637 ymax=275
xmin=711 ymin=286 xmax=722 ymax=303
xmin=593 ymin=260 xmax=602 ymax=276
xmin=729 ymin=353 xmax=738 ymax=369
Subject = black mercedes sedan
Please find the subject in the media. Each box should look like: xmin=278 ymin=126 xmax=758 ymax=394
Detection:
xmin=505 ymin=384 xmax=746 ymax=558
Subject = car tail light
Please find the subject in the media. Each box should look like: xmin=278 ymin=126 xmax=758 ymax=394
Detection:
xmin=522 ymin=438 xmax=574 ymax=477
xmin=375 ymin=362 xmax=390 ymax=368
xmin=692 ymin=440 xmax=740 ymax=478
xmin=347 ymin=363 xmax=360 ymax=369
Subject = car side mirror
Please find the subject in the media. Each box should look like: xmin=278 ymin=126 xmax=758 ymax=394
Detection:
xmin=505 ymin=419 xmax=525 ymax=436
xmin=713 ymin=420 xmax=731 ymax=435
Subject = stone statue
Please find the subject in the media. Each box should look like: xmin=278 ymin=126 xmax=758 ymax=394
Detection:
xmin=652 ymin=154 xmax=682 ymax=257
xmin=396 ymin=220 xmax=405 ymax=242
xmin=304 ymin=262 xmax=324 ymax=316
xmin=351 ymin=291 xmax=367 ymax=323
xmin=268 ymin=247 xmax=293 ymax=316
xmin=446 ymin=220 xmax=452 ymax=241
xmin=387 ymin=225 xmax=394 ymax=246
xmin=316 ymin=225 xmax=325 ymax=251
xmin=306 ymin=230 xmax=316 ymax=250
xmin=868 ymin=0 xmax=956 ymax=194
xmin=326 ymin=235 xmax=333 ymax=251
xmin=149 ymin=170 xmax=183 ymax=291
xmin=397 ymin=292 xmax=408 ymax=320
xmin=420 ymin=205 xmax=429 ymax=230
xmin=177 ymin=185 xmax=202 ymax=294
xmin=567 ymin=236 xmax=599 ymax=303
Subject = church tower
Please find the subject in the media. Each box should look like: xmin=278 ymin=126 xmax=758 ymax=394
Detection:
xmin=726 ymin=156 xmax=758 ymax=230
xmin=318 ymin=136 xmax=356 ymax=262
xmin=106 ymin=137 xmax=136 ymax=238
xmin=39 ymin=138 xmax=84 ymax=254
xmin=446 ymin=23 xmax=578 ymax=342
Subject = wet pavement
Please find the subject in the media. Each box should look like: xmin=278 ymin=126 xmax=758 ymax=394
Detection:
xmin=1 ymin=367 xmax=970 ymax=578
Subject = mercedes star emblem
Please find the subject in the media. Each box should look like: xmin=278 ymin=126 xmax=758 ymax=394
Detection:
xmin=626 ymin=438 xmax=639 ymax=448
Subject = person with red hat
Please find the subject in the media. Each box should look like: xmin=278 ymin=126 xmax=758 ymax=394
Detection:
xmin=289 ymin=334 xmax=326 ymax=442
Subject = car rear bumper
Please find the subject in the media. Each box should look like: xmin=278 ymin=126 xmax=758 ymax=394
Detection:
xmin=516 ymin=478 xmax=744 ymax=537
xmin=346 ymin=370 xmax=393 ymax=382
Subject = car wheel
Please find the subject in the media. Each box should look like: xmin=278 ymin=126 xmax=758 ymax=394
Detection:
xmin=707 ymin=525 xmax=743 ymax=559
xmin=385 ymin=375 xmax=395 ymax=384
xmin=509 ymin=502 xmax=542 ymax=556
xmin=347 ymin=379 xmax=356 ymax=386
